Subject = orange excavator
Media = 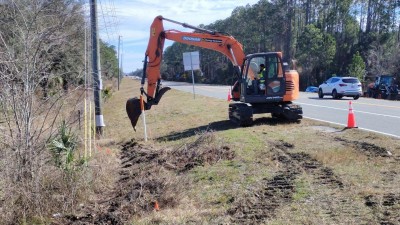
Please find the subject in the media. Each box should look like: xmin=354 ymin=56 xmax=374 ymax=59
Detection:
xmin=126 ymin=16 xmax=302 ymax=129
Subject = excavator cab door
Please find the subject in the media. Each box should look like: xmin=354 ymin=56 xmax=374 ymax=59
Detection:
xmin=241 ymin=53 xmax=286 ymax=103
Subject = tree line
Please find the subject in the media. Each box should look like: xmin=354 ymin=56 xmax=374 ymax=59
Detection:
xmin=159 ymin=0 xmax=400 ymax=89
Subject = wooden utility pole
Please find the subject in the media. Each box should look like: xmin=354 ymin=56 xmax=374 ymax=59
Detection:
xmin=90 ymin=0 xmax=105 ymax=136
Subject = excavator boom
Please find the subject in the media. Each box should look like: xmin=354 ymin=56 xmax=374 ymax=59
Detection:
xmin=127 ymin=16 xmax=246 ymax=130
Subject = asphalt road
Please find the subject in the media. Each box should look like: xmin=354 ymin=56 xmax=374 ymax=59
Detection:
xmin=296 ymin=92 xmax=400 ymax=139
xmin=161 ymin=81 xmax=400 ymax=139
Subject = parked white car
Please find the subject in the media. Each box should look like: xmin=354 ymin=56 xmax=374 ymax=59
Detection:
xmin=318 ymin=77 xmax=362 ymax=100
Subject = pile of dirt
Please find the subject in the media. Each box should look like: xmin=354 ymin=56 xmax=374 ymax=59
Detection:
xmin=60 ymin=132 xmax=234 ymax=224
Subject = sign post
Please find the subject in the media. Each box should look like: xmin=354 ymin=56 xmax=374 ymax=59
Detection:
xmin=183 ymin=51 xmax=200 ymax=99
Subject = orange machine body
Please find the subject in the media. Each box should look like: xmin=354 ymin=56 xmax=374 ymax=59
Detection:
xmin=126 ymin=16 xmax=302 ymax=130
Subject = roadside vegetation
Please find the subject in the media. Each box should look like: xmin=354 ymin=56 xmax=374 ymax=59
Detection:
xmin=0 ymin=1 xmax=119 ymax=224
xmin=1 ymin=0 xmax=399 ymax=224
xmin=57 ymin=78 xmax=399 ymax=224
xmin=0 ymin=65 xmax=399 ymax=224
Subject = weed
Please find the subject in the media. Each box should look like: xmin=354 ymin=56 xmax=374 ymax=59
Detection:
xmin=102 ymin=86 xmax=113 ymax=102
xmin=292 ymin=177 xmax=311 ymax=201
xmin=48 ymin=120 xmax=78 ymax=171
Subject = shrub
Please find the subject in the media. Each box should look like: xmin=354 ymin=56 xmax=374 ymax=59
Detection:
xmin=48 ymin=120 xmax=79 ymax=171
xmin=102 ymin=86 xmax=113 ymax=101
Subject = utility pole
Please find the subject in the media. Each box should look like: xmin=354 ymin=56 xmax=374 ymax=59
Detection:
xmin=120 ymin=39 xmax=123 ymax=79
xmin=90 ymin=0 xmax=105 ymax=136
xmin=117 ymin=35 xmax=121 ymax=90
xmin=120 ymin=37 xmax=123 ymax=81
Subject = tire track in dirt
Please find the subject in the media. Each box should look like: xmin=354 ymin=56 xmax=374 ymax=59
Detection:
xmin=334 ymin=137 xmax=394 ymax=158
xmin=227 ymin=170 xmax=298 ymax=224
xmin=272 ymin=141 xmax=354 ymax=222
xmin=229 ymin=140 xmax=369 ymax=224
xmin=59 ymin=135 xmax=399 ymax=224
xmin=334 ymin=137 xmax=400 ymax=224
xmin=227 ymin=141 xmax=299 ymax=223
xmin=273 ymin=141 xmax=344 ymax=189
xmin=365 ymin=193 xmax=400 ymax=225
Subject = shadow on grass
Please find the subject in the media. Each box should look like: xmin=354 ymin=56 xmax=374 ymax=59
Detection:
xmin=253 ymin=117 xmax=301 ymax=126
xmin=155 ymin=117 xmax=301 ymax=142
xmin=155 ymin=120 xmax=237 ymax=142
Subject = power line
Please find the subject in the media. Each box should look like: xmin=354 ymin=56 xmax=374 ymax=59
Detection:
xmin=97 ymin=0 xmax=121 ymax=45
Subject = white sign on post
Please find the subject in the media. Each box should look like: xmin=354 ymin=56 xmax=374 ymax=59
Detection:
xmin=183 ymin=51 xmax=200 ymax=99
xmin=183 ymin=51 xmax=200 ymax=71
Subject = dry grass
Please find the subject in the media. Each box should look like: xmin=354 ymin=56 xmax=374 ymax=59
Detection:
xmin=53 ymin=77 xmax=400 ymax=224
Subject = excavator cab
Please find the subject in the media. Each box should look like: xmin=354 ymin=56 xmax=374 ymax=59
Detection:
xmin=229 ymin=52 xmax=302 ymax=126
xmin=241 ymin=53 xmax=286 ymax=102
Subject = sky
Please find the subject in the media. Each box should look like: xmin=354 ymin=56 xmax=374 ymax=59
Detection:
xmin=97 ymin=0 xmax=260 ymax=73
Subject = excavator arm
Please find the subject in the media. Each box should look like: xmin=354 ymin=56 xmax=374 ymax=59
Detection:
xmin=127 ymin=15 xmax=246 ymax=130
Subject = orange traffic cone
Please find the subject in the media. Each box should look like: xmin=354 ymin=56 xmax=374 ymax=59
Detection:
xmin=154 ymin=200 xmax=160 ymax=211
xmin=227 ymin=89 xmax=231 ymax=101
xmin=346 ymin=101 xmax=357 ymax=129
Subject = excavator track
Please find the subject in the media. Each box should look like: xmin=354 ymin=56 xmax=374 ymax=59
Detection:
xmin=229 ymin=102 xmax=302 ymax=126
xmin=229 ymin=102 xmax=253 ymax=126
xmin=281 ymin=103 xmax=303 ymax=121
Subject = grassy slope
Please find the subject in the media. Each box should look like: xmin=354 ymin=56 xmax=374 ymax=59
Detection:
xmin=102 ymin=78 xmax=400 ymax=224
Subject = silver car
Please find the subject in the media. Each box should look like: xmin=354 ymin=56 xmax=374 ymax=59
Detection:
xmin=318 ymin=77 xmax=362 ymax=100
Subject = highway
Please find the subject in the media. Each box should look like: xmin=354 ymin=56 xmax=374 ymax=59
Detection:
xmin=162 ymin=81 xmax=400 ymax=139
xmin=296 ymin=92 xmax=400 ymax=138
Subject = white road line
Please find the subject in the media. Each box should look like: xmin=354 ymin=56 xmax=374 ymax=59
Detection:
xmin=298 ymin=102 xmax=400 ymax=119
xmin=303 ymin=116 xmax=400 ymax=139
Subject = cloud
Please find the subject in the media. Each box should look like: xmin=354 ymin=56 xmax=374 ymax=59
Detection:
xmin=98 ymin=0 xmax=259 ymax=72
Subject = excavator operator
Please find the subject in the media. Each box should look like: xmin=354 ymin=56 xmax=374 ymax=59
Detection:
xmin=258 ymin=64 xmax=266 ymax=93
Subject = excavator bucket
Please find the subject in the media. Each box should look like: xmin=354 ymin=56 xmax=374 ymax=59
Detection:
xmin=126 ymin=97 xmax=144 ymax=131
xmin=126 ymin=86 xmax=171 ymax=131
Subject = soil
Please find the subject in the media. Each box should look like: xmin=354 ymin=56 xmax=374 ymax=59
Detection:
xmin=228 ymin=140 xmax=345 ymax=224
xmin=59 ymin=136 xmax=400 ymax=224
xmin=229 ymin=140 xmax=399 ymax=224
xmin=60 ymin=134 xmax=235 ymax=224
xmin=334 ymin=137 xmax=394 ymax=158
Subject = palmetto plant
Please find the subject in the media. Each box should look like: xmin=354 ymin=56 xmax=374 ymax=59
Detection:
xmin=49 ymin=120 xmax=78 ymax=171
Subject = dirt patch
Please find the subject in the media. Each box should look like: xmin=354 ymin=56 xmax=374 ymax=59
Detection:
xmin=273 ymin=141 xmax=344 ymax=189
xmin=334 ymin=137 xmax=393 ymax=158
xmin=288 ymin=152 xmax=344 ymax=188
xmin=228 ymin=171 xmax=297 ymax=223
xmin=311 ymin=125 xmax=342 ymax=133
xmin=60 ymin=132 xmax=235 ymax=224
xmin=229 ymin=140 xmax=346 ymax=223
xmin=56 ymin=130 xmax=398 ymax=224
xmin=381 ymin=171 xmax=398 ymax=183
xmin=365 ymin=193 xmax=400 ymax=224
